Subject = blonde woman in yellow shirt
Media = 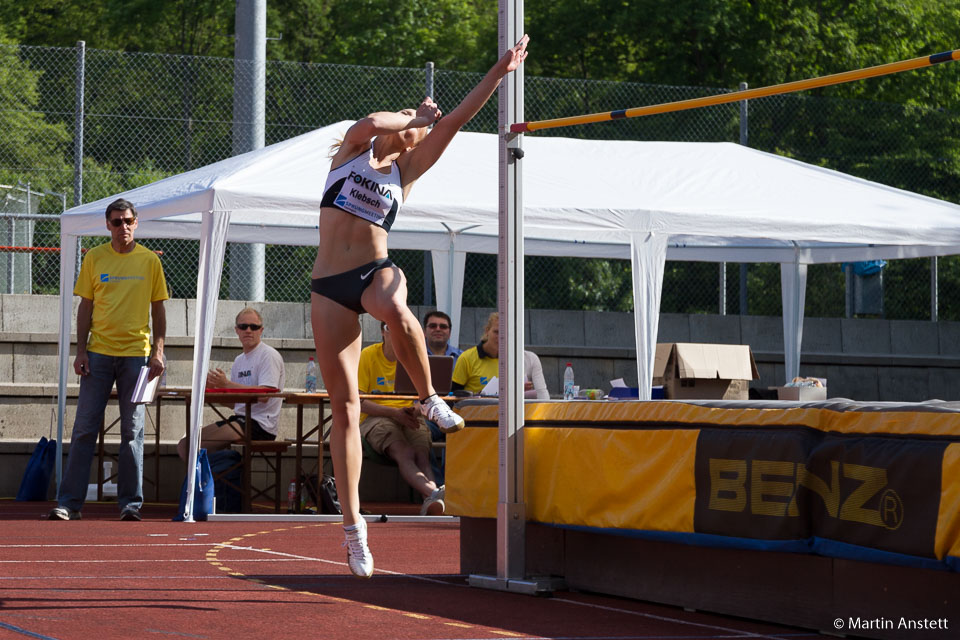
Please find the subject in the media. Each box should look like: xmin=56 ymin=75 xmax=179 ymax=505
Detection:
xmin=452 ymin=312 xmax=549 ymax=399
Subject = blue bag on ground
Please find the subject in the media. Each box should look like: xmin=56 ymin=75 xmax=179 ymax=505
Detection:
xmin=208 ymin=449 xmax=242 ymax=514
xmin=173 ymin=448 xmax=215 ymax=521
xmin=16 ymin=437 xmax=57 ymax=501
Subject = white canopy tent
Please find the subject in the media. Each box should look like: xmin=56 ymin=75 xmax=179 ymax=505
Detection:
xmin=57 ymin=120 xmax=960 ymax=519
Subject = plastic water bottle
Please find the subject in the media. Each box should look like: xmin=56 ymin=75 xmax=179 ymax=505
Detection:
xmin=102 ymin=461 xmax=117 ymax=498
xmin=563 ymin=362 xmax=575 ymax=400
xmin=287 ymin=479 xmax=298 ymax=513
xmin=305 ymin=357 xmax=317 ymax=393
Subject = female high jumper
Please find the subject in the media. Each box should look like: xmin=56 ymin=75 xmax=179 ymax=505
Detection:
xmin=310 ymin=35 xmax=530 ymax=577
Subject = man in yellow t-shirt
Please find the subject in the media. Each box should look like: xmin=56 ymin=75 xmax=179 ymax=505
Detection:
xmin=49 ymin=198 xmax=168 ymax=523
xmin=358 ymin=322 xmax=445 ymax=515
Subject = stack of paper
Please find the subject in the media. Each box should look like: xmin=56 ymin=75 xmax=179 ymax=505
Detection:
xmin=131 ymin=366 xmax=159 ymax=404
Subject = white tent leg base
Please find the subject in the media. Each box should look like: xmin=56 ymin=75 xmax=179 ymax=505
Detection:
xmin=468 ymin=573 xmax=566 ymax=596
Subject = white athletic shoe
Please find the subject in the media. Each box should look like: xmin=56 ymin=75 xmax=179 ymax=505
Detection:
xmin=420 ymin=395 xmax=464 ymax=433
xmin=420 ymin=485 xmax=445 ymax=516
xmin=342 ymin=520 xmax=374 ymax=578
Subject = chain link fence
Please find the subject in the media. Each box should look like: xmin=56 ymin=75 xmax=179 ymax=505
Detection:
xmin=1 ymin=43 xmax=958 ymax=319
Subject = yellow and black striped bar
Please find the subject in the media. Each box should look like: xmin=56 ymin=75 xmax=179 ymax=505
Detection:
xmin=510 ymin=49 xmax=960 ymax=134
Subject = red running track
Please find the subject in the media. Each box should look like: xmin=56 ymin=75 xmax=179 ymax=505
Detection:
xmin=0 ymin=501 xmax=822 ymax=640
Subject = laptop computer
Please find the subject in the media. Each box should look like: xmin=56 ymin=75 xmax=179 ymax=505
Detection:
xmin=393 ymin=355 xmax=454 ymax=395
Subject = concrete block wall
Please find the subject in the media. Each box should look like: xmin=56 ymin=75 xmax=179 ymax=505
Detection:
xmin=4 ymin=293 xmax=960 ymax=422
xmin=4 ymin=294 xmax=960 ymax=502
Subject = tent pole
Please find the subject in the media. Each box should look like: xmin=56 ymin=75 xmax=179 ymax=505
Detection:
xmin=55 ymin=234 xmax=79 ymax=499
xmin=182 ymin=211 xmax=231 ymax=522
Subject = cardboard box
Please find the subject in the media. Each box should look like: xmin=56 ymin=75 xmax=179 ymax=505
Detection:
xmin=774 ymin=384 xmax=828 ymax=401
xmin=653 ymin=342 xmax=759 ymax=400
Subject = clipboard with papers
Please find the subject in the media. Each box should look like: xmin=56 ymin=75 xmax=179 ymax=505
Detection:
xmin=130 ymin=366 xmax=160 ymax=404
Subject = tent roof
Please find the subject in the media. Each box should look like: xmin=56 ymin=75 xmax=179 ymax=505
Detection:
xmin=62 ymin=120 xmax=960 ymax=263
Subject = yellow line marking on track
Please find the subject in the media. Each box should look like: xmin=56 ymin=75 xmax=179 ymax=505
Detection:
xmin=489 ymin=631 xmax=524 ymax=637
xmin=206 ymin=522 xmax=468 ymax=632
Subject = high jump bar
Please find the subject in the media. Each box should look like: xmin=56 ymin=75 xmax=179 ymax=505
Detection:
xmin=510 ymin=49 xmax=959 ymax=133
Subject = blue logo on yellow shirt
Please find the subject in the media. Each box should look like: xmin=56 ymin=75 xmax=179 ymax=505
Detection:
xmin=480 ymin=376 xmax=491 ymax=385
xmin=376 ymin=376 xmax=387 ymax=386
xmin=99 ymin=273 xmax=144 ymax=283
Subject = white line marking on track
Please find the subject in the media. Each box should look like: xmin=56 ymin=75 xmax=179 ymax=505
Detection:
xmin=551 ymin=597 xmax=792 ymax=640
xmin=2 ymin=540 xmax=454 ymax=584
xmin=0 ymin=558 xmax=306 ymax=564
xmin=3 ymin=543 xmax=231 ymax=548
xmin=0 ymin=576 xmax=238 ymax=580
xmin=208 ymin=544 xmax=456 ymax=583
xmin=3 ymin=537 xmax=804 ymax=639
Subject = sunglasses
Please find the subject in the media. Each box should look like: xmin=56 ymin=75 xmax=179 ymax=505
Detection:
xmin=426 ymin=323 xmax=450 ymax=330
xmin=236 ymin=323 xmax=262 ymax=331
xmin=109 ymin=217 xmax=136 ymax=227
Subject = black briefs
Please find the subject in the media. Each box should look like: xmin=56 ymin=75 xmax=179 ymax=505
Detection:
xmin=215 ymin=415 xmax=276 ymax=441
xmin=310 ymin=258 xmax=394 ymax=314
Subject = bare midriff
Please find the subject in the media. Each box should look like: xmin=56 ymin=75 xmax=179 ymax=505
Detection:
xmin=311 ymin=206 xmax=389 ymax=279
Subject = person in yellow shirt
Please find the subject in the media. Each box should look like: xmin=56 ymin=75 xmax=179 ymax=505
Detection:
xmin=49 ymin=198 xmax=168 ymax=522
xmin=452 ymin=312 xmax=550 ymax=399
xmin=358 ymin=322 xmax=445 ymax=516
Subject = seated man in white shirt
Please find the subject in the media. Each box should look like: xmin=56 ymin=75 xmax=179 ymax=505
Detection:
xmin=177 ymin=308 xmax=286 ymax=460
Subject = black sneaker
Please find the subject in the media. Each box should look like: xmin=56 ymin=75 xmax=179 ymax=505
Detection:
xmin=120 ymin=506 xmax=142 ymax=521
xmin=48 ymin=506 xmax=81 ymax=520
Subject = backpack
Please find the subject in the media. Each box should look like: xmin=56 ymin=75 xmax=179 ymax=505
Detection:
xmin=208 ymin=449 xmax=243 ymax=514
xmin=173 ymin=449 xmax=215 ymax=521
xmin=16 ymin=436 xmax=57 ymax=501
xmin=304 ymin=474 xmax=341 ymax=514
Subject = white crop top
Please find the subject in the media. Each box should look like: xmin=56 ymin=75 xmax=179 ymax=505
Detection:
xmin=321 ymin=145 xmax=403 ymax=232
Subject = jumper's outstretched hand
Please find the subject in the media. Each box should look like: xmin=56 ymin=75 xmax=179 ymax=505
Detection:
xmin=416 ymin=97 xmax=442 ymax=124
xmin=498 ymin=34 xmax=530 ymax=74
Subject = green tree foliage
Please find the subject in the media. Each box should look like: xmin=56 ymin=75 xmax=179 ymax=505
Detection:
xmin=0 ymin=33 xmax=70 ymax=193
xmin=527 ymin=0 xmax=958 ymax=105
xmin=1 ymin=0 xmax=497 ymax=70
xmin=0 ymin=0 xmax=235 ymax=57
xmin=2 ymin=2 xmax=960 ymax=316
xmin=269 ymin=0 xmax=497 ymax=70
